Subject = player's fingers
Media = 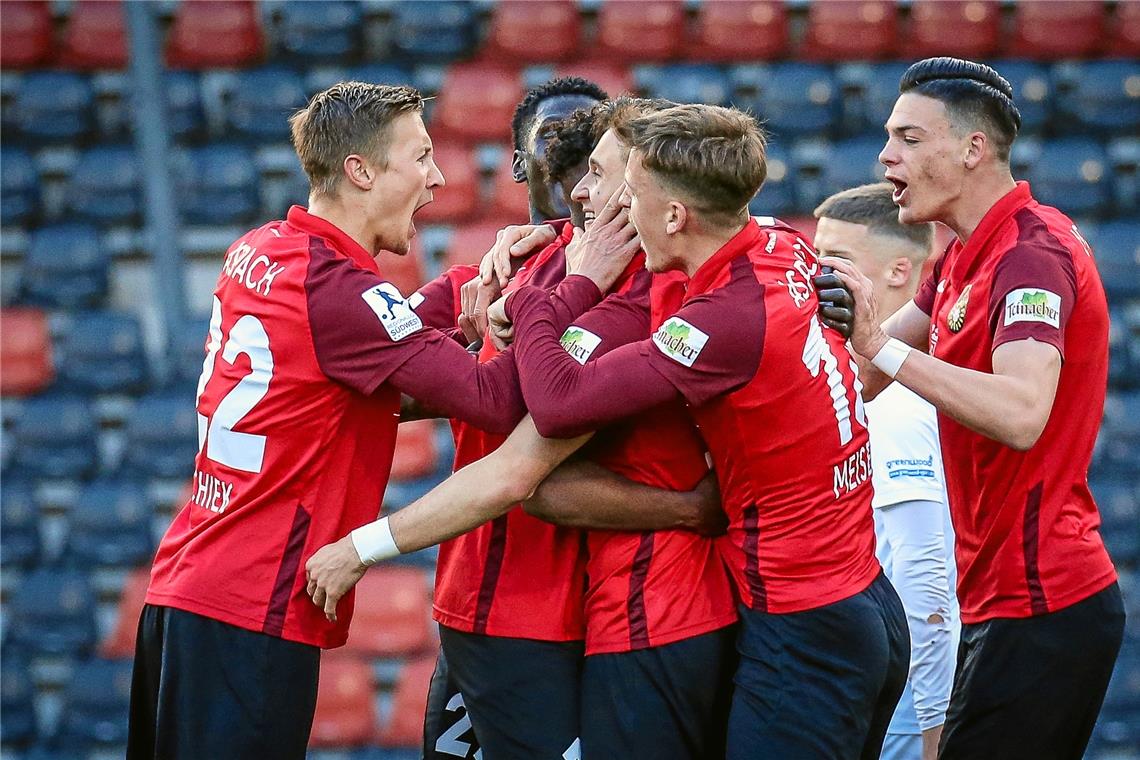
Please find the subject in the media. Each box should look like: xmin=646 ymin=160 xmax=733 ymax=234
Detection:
xmin=821 ymin=316 xmax=855 ymax=339
xmin=507 ymin=226 xmax=555 ymax=257
xmin=457 ymin=314 xmax=480 ymax=345
xmin=594 ymin=183 xmax=627 ymax=227
xmin=324 ymin=592 xmax=339 ymax=623
xmin=819 ymin=303 xmax=854 ymax=324
xmin=816 ymin=287 xmax=854 ymax=310
xmin=311 ymin=586 xmax=326 ymax=610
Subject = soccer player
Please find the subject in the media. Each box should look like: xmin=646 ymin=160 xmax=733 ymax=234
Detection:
xmin=823 ymin=58 xmax=1124 ymax=759
xmin=126 ymin=82 xmax=632 ymax=760
xmin=814 ymin=183 xmax=958 ymax=760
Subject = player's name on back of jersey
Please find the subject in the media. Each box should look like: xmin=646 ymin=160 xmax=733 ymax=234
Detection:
xmin=192 ymin=469 xmax=234 ymax=514
xmin=833 ymin=441 xmax=871 ymax=499
xmin=223 ymin=241 xmax=287 ymax=297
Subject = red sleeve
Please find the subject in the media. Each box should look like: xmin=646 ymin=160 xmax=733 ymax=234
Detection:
xmin=913 ymin=248 xmax=947 ymax=316
xmin=553 ymin=269 xmax=651 ymax=364
xmin=306 ymin=245 xmax=524 ymax=433
xmin=411 ymin=265 xmax=478 ymax=330
xmin=986 ymin=237 xmax=1076 ymax=358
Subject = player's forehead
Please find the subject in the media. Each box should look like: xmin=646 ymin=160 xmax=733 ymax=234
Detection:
xmin=814 ymin=217 xmax=872 ymax=252
xmin=886 ymin=93 xmax=949 ymax=134
xmin=590 ymin=129 xmax=624 ymax=172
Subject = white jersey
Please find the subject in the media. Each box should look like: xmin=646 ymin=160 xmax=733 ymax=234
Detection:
xmin=866 ymin=383 xmax=959 ymax=738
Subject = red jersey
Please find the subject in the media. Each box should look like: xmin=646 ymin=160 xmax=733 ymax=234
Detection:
xmin=913 ymin=182 xmax=1116 ymax=624
xmin=508 ymin=220 xmax=882 ymax=614
xmin=147 ymin=207 xmax=524 ymax=649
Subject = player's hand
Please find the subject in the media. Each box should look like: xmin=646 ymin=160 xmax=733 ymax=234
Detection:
xmin=458 ymin=273 xmax=498 ymax=345
xmin=688 ymin=470 xmax=728 ymax=537
xmin=818 ymin=256 xmax=888 ymax=358
xmin=486 ymin=294 xmax=514 ymax=350
xmin=480 ymin=224 xmax=558 ymax=289
xmin=568 ymin=184 xmax=641 ymax=292
xmin=304 ymin=535 xmax=368 ymax=623
xmin=813 ymin=268 xmax=855 ymax=338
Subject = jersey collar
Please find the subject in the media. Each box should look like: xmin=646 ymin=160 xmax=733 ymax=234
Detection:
xmin=286 ymin=205 xmax=380 ymax=273
xmin=687 ymin=220 xmax=762 ymax=296
xmin=948 ymin=181 xmax=1034 ymax=282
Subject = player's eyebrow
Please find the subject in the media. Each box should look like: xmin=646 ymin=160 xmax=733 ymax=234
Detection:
xmin=887 ymin=124 xmax=926 ymax=135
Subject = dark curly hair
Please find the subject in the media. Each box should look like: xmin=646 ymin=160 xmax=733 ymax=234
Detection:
xmin=543 ymin=96 xmax=676 ymax=186
xmin=510 ymin=76 xmax=608 ymax=152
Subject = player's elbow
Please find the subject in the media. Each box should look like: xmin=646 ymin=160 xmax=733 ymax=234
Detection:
xmin=531 ymin=409 xmax=587 ymax=439
xmin=1001 ymin=409 xmax=1050 ymax=451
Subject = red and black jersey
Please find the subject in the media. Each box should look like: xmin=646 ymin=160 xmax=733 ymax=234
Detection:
xmin=913 ymin=181 xmax=1116 ymax=624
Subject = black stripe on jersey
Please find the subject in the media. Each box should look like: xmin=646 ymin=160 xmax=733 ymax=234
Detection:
xmin=627 ymin=531 xmax=655 ymax=649
xmin=1023 ymin=481 xmax=1049 ymax=615
xmin=743 ymin=504 xmax=768 ymax=612
xmin=474 ymin=515 xmax=509 ymax=634
xmin=263 ymin=503 xmax=312 ymax=636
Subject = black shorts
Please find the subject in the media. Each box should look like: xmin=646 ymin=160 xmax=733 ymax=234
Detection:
xmin=439 ymin=625 xmax=583 ymax=760
xmin=940 ymin=581 xmax=1125 ymax=760
xmin=127 ymin=604 xmax=320 ymax=760
xmin=581 ymin=625 xmax=737 ymax=760
xmin=423 ymin=645 xmax=483 ymax=760
xmin=727 ymin=571 xmax=909 ymax=760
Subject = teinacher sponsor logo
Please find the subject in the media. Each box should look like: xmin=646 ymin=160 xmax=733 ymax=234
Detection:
xmin=652 ymin=317 xmax=709 ymax=368
xmin=559 ymin=326 xmax=602 ymax=365
xmin=1004 ymin=288 xmax=1061 ymax=328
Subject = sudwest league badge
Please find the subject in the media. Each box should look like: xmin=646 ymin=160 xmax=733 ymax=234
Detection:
xmin=947 ymin=283 xmax=972 ymax=333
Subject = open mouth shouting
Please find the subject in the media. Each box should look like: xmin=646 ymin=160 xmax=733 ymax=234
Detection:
xmin=886 ymin=175 xmax=908 ymax=206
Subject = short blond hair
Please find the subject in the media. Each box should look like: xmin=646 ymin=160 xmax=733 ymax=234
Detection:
xmin=289 ymin=81 xmax=424 ymax=198
xmin=616 ymin=104 xmax=766 ymax=226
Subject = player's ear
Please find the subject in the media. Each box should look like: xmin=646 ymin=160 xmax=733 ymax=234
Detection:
xmin=887 ymin=256 xmax=912 ymax=288
xmin=666 ymin=201 xmax=687 ymax=235
xmin=511 ymin=150 xmax=527 ymax=183
xmin=344 ymin=154 xmax=374 ymax=191
xmin=963 ymin=131 xmax=986 ymax=170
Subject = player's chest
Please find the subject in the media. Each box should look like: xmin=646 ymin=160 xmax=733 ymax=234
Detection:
xmin=929 ymin=270 xmax=996 ymax=369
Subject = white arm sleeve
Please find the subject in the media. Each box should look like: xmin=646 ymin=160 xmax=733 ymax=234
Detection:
xmin=877 ymin=498 xmax=956 ymax=731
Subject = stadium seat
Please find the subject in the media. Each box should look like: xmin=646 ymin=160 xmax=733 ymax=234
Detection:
xmin=56 ymin=310 xmax=148 ymax=394
xmin=68 ymin=479 xmax=153 ymax=568
xmin=11 ymin=395 xmax=99 ymax=480
xmin=991 ymin=61 xmax=1051 ymax=136
xmin=344 ymin=565 xmax=433 ymax=657
xmin=1 ymin=477 xmax=41 ymax=569
xmin=1 ymin=146 xmax=38 ymax=226
xmin=0 ymin=657 xmax=37 ymax=748
xmin=391 ymin=420 xmax=439 ymax=482
xmin=7 ymin=569 xmax=97 ymax=656
xmin=489 ymin=150 xmax=531 ymax=221
xmin=1109 ymin=0 xmax=1140 ymax=57
xmin=444 ymin=220 xmax=513 ymax=270
xmin=20 ymin=224 xmax=109 ymax=309
xmin=347 ymin=64 xmax=417 ymax=90
xmin=165 ymin=0 xmax=265 ymax=69
xmin=903 ymin=1 xmax=1000 ymax=59
xmin=0 ymin=1 xmax=53 ymax=69
xmin=790 ymin=140 xmax=834 ymax=214
xmin=66 ymin=146 xmax=140 ymax=226
xmin=823 ymin=137 xmax=888 ymax=200
xmin=388 ymin=1 xmax=480 ymax=63
xmin=1010 ymin=0 xmax=1106 ymax=59
xmin=158 ymin=71 xmax=206 ymax=140
xmin=749 ymin=142 xmax=796 ymax=218
xmin=636 ymin=64 xmax=729 ymax=106
xmin=687 ymin=1 xmax=787 ymax=62
xmin=309 ymin=653 xmax=378 ymax=747
xmin=1090 ymin=477 xmax=1139 ymax=564
xmin=594 ymin=0 xmax=685 ymax=63
xmin=0 ymin=307 xmax=53 ymax=397
xmin=55 ymin=658 xmax=132 ymax=749
xmin=1054 ymin=61 xmax=1140 ymax=136
xmin=228 ymin=67 xmax=308 ymax=140
xmin=415 ymin=143 xmax=479 ymax=224
xmin=801 ymin=1 xmax=897 ymax=61
xmin=272 ymin=0 xmax=361 ymax=62
xmin=836 ymin=62 xmax=909 ymax=136
xmin=59 ymin=0 xmax=128 ymax=70
xmin=176 ymin=145 xmax=260 ymax=226
xmin=121 ymin=393 xmax=200 ymax=480
xmin=431 ymin=64 xmax=524 ymax=142
xmin=734 ymin=63 xmax=837 ymax=138
xmin=13 ymin=72 xmax=94 ymax=142
xmin=166 ymin=317 xmax=209 ymax=391
xmin=376 ymin=657 xmax=435 ymax=747
xmin=1108 ymin=138 xmax=1140 ymax=216
xmin=485 ymin=1 xmax=581 ymax=63
xmin=554 ymin=63 xmax=633 ymax=99
xmin=1089 ymin=221 xmax=1140 ymax=301
xmin=1020 ymin=138 xmax=1111 ymax=218
xmin=1100 ymin=392 xmax=1140 ymax=474
xmin=100 ymin=566 xmax=151 ymax=658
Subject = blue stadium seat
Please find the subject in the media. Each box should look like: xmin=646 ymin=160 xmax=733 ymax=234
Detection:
xmin=835 ymin=62 xmax=909 ymax=136
xmin=228 ymin=67 xmax=307 ymax=140
xmin=1 ymin=476 xmax=41 ymax=568
xmin=68 ymin=479 xmax=153 ymax=568
xmin=13 ymin=72 xmax=95 ymax=141
xmin=389 ymin=1 xmax=480 ymax=62
xmin=20 ymin=224 xmax=109 ymax=309
xmin=57 ymin=310 xmax=148 ymax=395
xmin=1021 ymin=138 xmax=1111 ymax=217
xmin=1089 ymin=221 xmax=1139 ymax=300
xmin=0 ymin=657 xmax=37 ymax=748
xmin=1108 ymin=308 xmax=1139 ymax=391
xmin=1054 ymin=60 xmax=1140 ymax=135
xmin=990 ymin=61 xmax=1051 ymax=135
xmin=1100 ymin=392 xmax=1140 ymax=475
xmin=167 ymin=318 xmax=209 ymax=391
xmin=1108 ymin=137 xmax=1140 ymax=216
xmin=176 ymin=145 xmax=260 ymax=226
xmin=1093 ymin=654 xmax=1140 ymax=753
xmin=55 ymin=658 xmax=132 ymax=750
xmin=121 ymin=393 xmax=200 ymax=480
xmin=733 ymin=63 xmax=837 ymax=138
xmin=750 ymin=142 xmax=796 ymax=217
xmin=66 ymin=146 xmax=140 ymax=226
xmin=348 ymin=64 xmax=417 ymax=90
xmin=789 ymin=139 xmax=832 ymax=211
xmin=822 ymin=137 xmax=887 ymax=199
xmin=1090 ymin=477 xmax=1139 ymax=565
xmin=273 ymin=0 xmax=361 ymax=62
xmin=161 ymin=71 xmax=206 ymax=139
xmin=7 ymin=569 xmax=97 ymax=657
xmin=636 ymin=64 xmax=729 ymax=106
xmin=1 ymin=145 xmax=37 ymax=226
xmin=11 ymin=395 xmax=99 ymax=480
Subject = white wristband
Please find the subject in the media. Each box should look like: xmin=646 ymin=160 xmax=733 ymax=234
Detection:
xmin=871 ymin=337 xmax=912 ymax=379
xmin=350 ymin=517 xmax=401 ymax=566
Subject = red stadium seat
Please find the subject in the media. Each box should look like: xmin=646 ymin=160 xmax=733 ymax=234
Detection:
xmin=444 ymin=219 xmax=515 ymax=270
xmin=904 ymin=1 xmax=1000 ymax=59
xmin=377 ymin=656 xmax=436 ymax=748
xmin=554 ymin=62 xmax=634 ymax=98
xmin=343 ymin=565 xmax=433 ymax=658
xmin=687 ymin=1 xmax=787 ymax=62
xmin=0 ymin=308 xmax=53 ymax=396
xmin=309 ymin=653 xmax=378 ymax=747
xmin=431 ymin=64 xmax=524 ymax=143
xmin=595 ymin=0 xmax=685 ymax=63
xmin=484 ymin=0 xmax=581 ymax=63
xmin=1009 ymin=0 xmax=1105 ymax=59
xmin=414 ymin=143 xmax=479 ymax=223
xmin=376 ymin=241 xmax=428 ymax=297
xmin=59 ymin=0 xmax=128 ymax=70
xmin=99 ymin=567 xmax=151 ymax=658
xmin=490 ymin=152 xmax=531 ymax=221
xmin=391 ymin=419 xmax=439 ymax=481
xmin=165 ymin=0 xmax=265 ymax=69
xmin=801 ymin=1 xmax=898 ymax=61
xmin=1108 ymin=0 xmax=1140 ymax=57
xmin=0 ymin=1 xmax=53 ymax=69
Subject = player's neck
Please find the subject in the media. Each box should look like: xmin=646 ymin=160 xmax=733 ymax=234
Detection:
xmin=307 ymin=196 xmax=376 ymax=256
xmin=946 ymin=170 xmax=1017 ymax=244
xmin=680 ymin=219 xmax=750 ymax=278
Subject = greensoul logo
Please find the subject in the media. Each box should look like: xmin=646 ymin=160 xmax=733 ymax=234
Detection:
xmin=652 ymin=317 xmax=709 ymax=368
xmin=559 ymin=326 xmax=602 ymax=365
xmin=1004 ymin=288 xmax=1060 ymax=328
